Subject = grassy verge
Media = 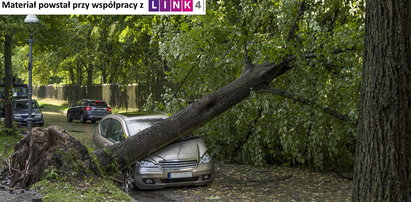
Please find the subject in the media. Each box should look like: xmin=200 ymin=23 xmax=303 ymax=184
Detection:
xmin=0 ymin=130 xmax=21 ymax=170
xmin=36 ymin=98 xmax=70 ymax=113
xmin=33 ymin=178 xmax=131 ymax=201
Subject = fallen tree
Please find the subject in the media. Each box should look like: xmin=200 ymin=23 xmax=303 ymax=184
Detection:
xmin=94 ymin=54 xmax=350 ymax=172
xmin=3 ymin=51 xmax=354 ymax=188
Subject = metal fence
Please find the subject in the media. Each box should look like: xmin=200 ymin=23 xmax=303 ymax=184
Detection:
xmin=33 ymin=83 xmax=167 ymax=110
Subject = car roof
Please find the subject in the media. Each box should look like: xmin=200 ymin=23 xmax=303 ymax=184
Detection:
xmin=124 ymin=114 xmax=168 ymax=121
xmin=102 ymin=114 xmax=168 ymax=122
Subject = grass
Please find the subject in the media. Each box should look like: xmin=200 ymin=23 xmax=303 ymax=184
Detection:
xmin=0 ymin=132 xmax=21 ymax=169
xmin=33 ymin=178 xmax=131 ymax=201
xmin=36 ymin=98 xmax=70 ymax=113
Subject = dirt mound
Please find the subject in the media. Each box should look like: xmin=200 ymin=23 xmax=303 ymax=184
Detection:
xmin=1 ymin=126 xmax=99 ymax=188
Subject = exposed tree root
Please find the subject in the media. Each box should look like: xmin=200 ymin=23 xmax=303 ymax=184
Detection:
xmin=1 ymin=126 xmax=100 ymax=188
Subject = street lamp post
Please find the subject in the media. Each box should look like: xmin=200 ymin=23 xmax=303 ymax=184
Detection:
xmin=24 ymin=15 xmax=39 ymax=135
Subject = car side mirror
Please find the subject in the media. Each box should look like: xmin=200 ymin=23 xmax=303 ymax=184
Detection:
xmin=39 ymin=105 xmax=44 ymax=109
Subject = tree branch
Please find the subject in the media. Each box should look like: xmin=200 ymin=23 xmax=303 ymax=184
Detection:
xmin=257 ymin=87 xmax=357 ymax=124
xmin=287 ymin=0 xmax=307 ymax=41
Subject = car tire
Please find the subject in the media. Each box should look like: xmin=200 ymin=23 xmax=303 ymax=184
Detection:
xmin=67 ymin=112 xmax=73 ymax=122
xmin=122 ymin=167 xmax=136 ymax=192
xmin=80 ymin=113 xmax=86 ymax=123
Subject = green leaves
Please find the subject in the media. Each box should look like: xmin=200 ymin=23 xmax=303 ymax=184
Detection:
xmin=150 ymin=0 xmax=363 ymax=170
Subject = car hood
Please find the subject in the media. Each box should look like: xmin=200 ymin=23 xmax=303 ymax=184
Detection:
xmin=146 ymin=137 xmax=208 ymax=163
xmin=13 ymin=109 xmax=42 ymax=114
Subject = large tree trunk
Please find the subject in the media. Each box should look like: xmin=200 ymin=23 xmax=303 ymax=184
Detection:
xmin=94 ymin=61 xmax=292 ymax=172
xmin=353 ymin=0 xmax=411 ymax=201
xmin=4 ymin=34 xmax=13 ymax=128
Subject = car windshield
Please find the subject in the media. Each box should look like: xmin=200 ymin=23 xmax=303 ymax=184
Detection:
xmin=14 ymin=101 xmax=38 ymax=110
xmin=126 ymin=118 xmax=164 ymax=136
xmin=88 ymin=101 xmax=107 ymax=107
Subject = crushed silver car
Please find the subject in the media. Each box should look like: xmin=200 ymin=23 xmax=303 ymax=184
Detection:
xmin=92 ymin=114 xmax=214 ymax=190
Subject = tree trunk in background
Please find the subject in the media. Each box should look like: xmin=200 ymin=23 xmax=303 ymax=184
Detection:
xmin=86 ymin=68 xmax=93 ymax=86
xmin=77 ymin=64 xmax=83 ymax=85
xmin=94 ymin=61 xmax=292 ymax=172
xmin=4 ymin=35 xmax=13 ymax=128
xmin=68 ymin=68 xmax=75 ymax=84
xmin=353 ymin=0 xmax=411 ymax=201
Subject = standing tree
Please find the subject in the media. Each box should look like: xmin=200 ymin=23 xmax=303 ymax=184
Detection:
xmin=353 ymin=0 xmax=411 ymax=201
xmin=3 ymin=34 xmax=13 ymax=128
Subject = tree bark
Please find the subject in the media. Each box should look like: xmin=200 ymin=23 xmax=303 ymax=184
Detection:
xmin=4 ymin=34 xmax=13 ymax=128
xmin=94 ymin=61 xmax=293 ymax=172
xmin=353 ymin=0 xmax=411 ymax=201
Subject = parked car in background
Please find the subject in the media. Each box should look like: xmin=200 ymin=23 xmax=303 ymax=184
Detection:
xmin=67 ymin=99 xmax=111 ymax=123
xmin=0 ymin=84 xmax=28 ymax=118
xmin=13 ymin=99 xmax=44 ymax=126
xmin=93 ymin=114 xmax=214 ymax=191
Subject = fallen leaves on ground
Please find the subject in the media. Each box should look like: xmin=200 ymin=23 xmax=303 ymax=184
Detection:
xmin=131 ymin=163 xmax=352 ymax=201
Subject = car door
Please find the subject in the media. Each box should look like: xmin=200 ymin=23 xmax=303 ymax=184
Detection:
xmin=72 ymin=99 xmax=85 ymax=119
xmin=93 ymin=118 xmax=114 ymax=148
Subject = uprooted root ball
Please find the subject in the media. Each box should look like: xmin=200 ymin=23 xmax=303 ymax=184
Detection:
xmin=1 ymin=125 xmax=100 ymax=188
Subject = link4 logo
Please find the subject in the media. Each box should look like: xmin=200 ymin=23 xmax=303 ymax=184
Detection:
xmin=149 ymin=0 xmax=203 ymax=12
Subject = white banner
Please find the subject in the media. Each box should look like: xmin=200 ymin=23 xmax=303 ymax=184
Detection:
xmin=0 ymin=0 xmax=206 ymax=15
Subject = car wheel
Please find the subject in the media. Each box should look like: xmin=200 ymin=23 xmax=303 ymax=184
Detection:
xmin=122 ymin=167 xmax=136 ymax=192
xmin=80 ymin=113 xmax=86 ymax=123
xmin=67 ymin=112 xmax=73 ymax=122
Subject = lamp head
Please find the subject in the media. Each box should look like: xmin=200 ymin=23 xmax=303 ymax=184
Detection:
xmin=24 ymin=15 xmax=39 ymax=24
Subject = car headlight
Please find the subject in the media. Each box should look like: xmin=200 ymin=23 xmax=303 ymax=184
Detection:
xmin=14 ymin=114 xmax=22 ymax=118
xmin=200 ymin=152 xmax=212 ymax=164
xmin=34 ymin=113 xmax=42 ymax=118
xmin=136 ymin=160 xmax=157 ymax=168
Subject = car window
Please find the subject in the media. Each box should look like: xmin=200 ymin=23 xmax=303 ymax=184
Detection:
xmin=12 ymin=87 xmax=27 ymax=97
xmin=99 ymin=118 xmax=111 ymax=138
xmin=106 ymin=119 xmax=125 ymax=142
xmin=88 ymin=101 xmax=107 ymax=107
xmin=126 ymin=118 xmax=163 ymax=136
xmin=13 ymin=101 xmax=39 ymax=110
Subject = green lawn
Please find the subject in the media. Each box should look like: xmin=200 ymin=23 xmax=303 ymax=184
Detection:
xmin=36 ymin=98 xmax=70 ymax=113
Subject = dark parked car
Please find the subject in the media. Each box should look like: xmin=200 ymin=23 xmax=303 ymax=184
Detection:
xmin=13 ymin=99 xmax=44 ymax=126
xmin=67 ymin=99 xmax=111 ymax=123
xmin=93 ymin=114 xmax=214 ymax=191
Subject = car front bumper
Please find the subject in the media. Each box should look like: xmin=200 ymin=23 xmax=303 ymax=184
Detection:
xmin=133 ymin=162 xmax=214 ymax=190
xmin=14 ymin=118 xmax=44 ymax=126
